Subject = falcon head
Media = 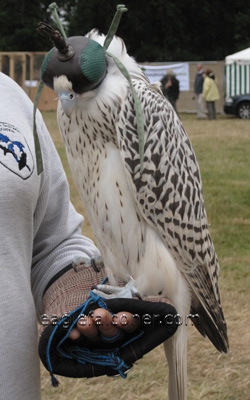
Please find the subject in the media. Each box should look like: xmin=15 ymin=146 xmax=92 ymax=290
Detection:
xmin=53 ymin=75 xmax=79 ymax=118
xmin=38 ymin=22 xmax=107 ymax=117
xmin=37 ymin=4 xmax=139 ymax=119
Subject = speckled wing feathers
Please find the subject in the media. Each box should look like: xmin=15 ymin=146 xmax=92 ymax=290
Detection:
xmin=116 ymin=80 xmax=228 ymax=351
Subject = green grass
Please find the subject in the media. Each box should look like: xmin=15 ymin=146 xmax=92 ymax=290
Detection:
xmin=184 ymin=117 xmax=250 ymax=290
xmin=41 ymin=111 xmax=250 ymax=400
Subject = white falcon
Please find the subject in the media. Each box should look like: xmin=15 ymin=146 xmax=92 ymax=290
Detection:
xmin=38 ymin=12 xmax=229 ymax=399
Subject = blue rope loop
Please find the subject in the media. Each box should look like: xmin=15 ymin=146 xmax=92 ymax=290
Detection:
xmin=46 ymin=289 xmax=144 ymax=386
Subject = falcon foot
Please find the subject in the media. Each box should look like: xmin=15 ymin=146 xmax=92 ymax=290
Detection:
xmin=92 ymin=277 xmax=142 ymax=300
xmin=71 ymin=255 xmax=104 ymax=272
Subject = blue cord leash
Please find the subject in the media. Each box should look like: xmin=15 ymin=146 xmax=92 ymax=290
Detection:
xmin=45 ymin=290 xmax=144 ymax=386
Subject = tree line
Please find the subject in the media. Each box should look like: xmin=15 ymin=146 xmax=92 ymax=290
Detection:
xmin=1 ymin=0 xmax=250 ymax=62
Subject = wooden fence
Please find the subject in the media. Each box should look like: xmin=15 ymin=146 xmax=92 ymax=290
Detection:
xmin=0 ymin=52 xmax=225 ymax=113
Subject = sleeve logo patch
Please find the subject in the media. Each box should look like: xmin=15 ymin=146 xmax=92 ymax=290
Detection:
xmin=0 ymin=122 xmax=34 ymax=179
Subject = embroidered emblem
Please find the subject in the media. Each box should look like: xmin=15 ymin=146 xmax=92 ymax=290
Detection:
xmin=0 ymin=122 xmax=34 ymax=179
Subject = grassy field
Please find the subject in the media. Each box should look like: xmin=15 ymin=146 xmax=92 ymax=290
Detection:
xmin=41 ymin=111 xmax=250 ymax=400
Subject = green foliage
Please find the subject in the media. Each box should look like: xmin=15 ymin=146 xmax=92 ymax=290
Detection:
xmin=65 ymin=0 xmax=250 ymax=61
xmin=0 ymin=0 xmax=67 ymax=51
xmin=0 ymin=0 xmax=250 ymax=59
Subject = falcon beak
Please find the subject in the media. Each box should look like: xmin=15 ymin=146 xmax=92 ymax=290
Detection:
xmin=58 ymin=91 xmax=79 ymax=118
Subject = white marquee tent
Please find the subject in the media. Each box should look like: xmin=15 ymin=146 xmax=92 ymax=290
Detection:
xmin=225 ymin=47 xmax=250 ymax=97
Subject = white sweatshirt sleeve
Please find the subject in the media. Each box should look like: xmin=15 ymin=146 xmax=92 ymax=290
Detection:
xmin=31 ymin=110 xmax=100 ymax=315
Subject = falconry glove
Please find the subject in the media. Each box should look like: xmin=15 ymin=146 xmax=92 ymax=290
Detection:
xmin=39 ymin=259 xmax=178 ymax=386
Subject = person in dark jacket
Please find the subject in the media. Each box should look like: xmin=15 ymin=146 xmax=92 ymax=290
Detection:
xmin=194 ymin=63 xmax=206 ymax=119
xmin=161 ymin=69 xmax=180 ymax=114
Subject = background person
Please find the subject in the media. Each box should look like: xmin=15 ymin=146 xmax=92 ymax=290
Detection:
xmin=161 ymin=69 xmax=180 ymax=114
xmin=202 ymin=69 xmax=220 ymax=120
xmin=194 ymin=63 xmax=206 ymax=119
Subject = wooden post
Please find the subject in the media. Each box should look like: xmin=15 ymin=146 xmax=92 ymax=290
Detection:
xmin=30 ymin=53 xmax=34 ymax=81
xmin=21 ymin=54 xmax=26 ymax=88
xmin=9 ymin=55 xmax=15 ymax=80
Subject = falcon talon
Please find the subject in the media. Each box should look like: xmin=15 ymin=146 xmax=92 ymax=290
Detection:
xmin=134 ymin=291 xmax=143 ymax=300
xmin=91 ymin=258 xmax=100 ymax=272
